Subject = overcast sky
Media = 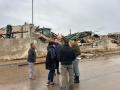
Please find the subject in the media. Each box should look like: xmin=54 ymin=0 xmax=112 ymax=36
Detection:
xmin=0 ymin=0 xmax=120 ymax=35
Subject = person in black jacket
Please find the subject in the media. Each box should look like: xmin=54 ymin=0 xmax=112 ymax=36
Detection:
xmin=46 ymin=41 xmax=56 ymax=85
xmin=27 ymin=43 xmax=36 ymax=80
xmin=54 ymin=38 xmax=62 ymax=75
xmin=60 ymin=39 xmax=76 ymax=90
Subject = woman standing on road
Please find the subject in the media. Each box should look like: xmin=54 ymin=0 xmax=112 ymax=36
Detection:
xmin=71 ymin=40 xmax=81 ymax=83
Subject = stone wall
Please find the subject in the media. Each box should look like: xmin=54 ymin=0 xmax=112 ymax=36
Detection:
xmin=0 ymin=38 xmax=48 ymax=61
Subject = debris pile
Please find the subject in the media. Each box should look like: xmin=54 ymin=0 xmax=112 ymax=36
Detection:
xmin=0 ymin=24 xmax=29 ymax=39
xmin=0 ymin=23 xmax=120 ymax=61
xmin=35 ymin=27 xmax=57 ymax=42
xmin=108 ymin=33 xmax=120 ymax=46
xmin=65 ymin=31 xmax=120 ymax=59
xmin=65 ymin=31 xmax=100 ymax=47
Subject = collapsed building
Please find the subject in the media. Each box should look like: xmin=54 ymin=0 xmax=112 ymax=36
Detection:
xmin=0 ymin=23 xmax=120 ymax=61
xmin=65 ymin=31 xmax=100 ymax=47
xmin=65 ymin=31 xmax=120 ymax=59
xmin=108 ymin=32 xmax=120 ymax=46
xmin=0 ymin=23 xmax=55 ymax=61
xmin=0 ymin=23 xmax=30 ymax=39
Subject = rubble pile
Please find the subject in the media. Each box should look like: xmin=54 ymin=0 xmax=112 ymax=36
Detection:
xmin=65 ymin=31 xmax=100 ymax=44
xmin=0 ymin=23 xmax=120 ymax=61
xmin=65 ymin=31 xmax=120 ymax=59
xmin=0 ymin=23 xmax=49 ymax=61
xmin=34 ymin=26 xmax=58 ymax=42
xmin=108 ymin=33 xmax=120 ymax=46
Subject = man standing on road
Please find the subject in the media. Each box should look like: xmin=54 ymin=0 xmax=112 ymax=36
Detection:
xmin=60 ymin=39 xmax=76 ymax=90
xmin=27 ymin=43 xmax=36 ymax=80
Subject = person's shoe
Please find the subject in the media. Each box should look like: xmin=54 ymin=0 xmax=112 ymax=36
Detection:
xmin=47 ymin=81 xmax=51 ymax=86
xmin=50 ymin=82 xmax=55 ymax=85
xmin=57 ymin=70 xmax=61 ymax=75
xmin=74 ymin=76 xmax=80 ymax=83
xmin=47 ymin=82 xmax=55 ymax=86
xmin=57 ymin=71 xmax=60 ymax=75
xmin=74 ymin=76 xmax=77 ymax=81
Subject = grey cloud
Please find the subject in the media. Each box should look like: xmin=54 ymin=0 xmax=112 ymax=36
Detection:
xmin=0 ymin=0 xmax=120 ymax=35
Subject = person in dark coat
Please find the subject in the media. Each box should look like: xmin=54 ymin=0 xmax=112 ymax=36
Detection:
xmin=54 ymin=38 xmax=62 ymax=74
xmin=60 ymin=39 xmax=76 ymax=90
xmin=46 ymin=41 xmax=56 ymax=85
xmin=27 ymin=43 xmax=36 ymax=80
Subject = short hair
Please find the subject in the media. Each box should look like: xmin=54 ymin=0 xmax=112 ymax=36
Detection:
xmin=64 ymin=38 xmax=69 ymax=45
xmin=30 ymin=43 xmax=34 ymax=47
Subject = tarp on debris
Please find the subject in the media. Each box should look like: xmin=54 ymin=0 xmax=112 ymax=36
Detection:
xmin=65 ymin=31 xmax=100 ymax=43
xmin=65 ymin=31 xmax=93 ymax=40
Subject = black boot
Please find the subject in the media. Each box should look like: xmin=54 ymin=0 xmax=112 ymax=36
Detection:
xmin=74 ymin=76 xmax=80 ymax=83
xmin=57 ymin=69 xmax=60 ymax=75
xmin=74 ymin=76 xmax=77 ymax=82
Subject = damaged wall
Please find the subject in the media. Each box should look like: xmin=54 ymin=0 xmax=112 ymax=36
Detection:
xmin=0 ymin=38 xmax=48 ymax=61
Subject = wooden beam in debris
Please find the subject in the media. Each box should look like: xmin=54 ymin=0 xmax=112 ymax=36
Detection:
xmin=38 ymin=34 xmax=50 ymax=41
xmin=38 ymin=34 xmax=55 ymax=42
xmin=0 ymin=35 xmax=5 ymax=38
xmin=12 ymin=31 xmax=28 ymax=34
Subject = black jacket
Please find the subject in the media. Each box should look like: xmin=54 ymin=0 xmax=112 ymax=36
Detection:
xmin=55 ymin=43 xmax=62 ymax=61
xmin=27 ymin=48 xmax=36 ymax=63
xmin=60 ymin=45 xmax=76 ymax=65
xmin=46 ymin=45 xmax=56 ymax=70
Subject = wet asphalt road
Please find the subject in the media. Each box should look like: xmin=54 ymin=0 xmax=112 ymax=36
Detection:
xmin=0 ymin=54 xmax=120 ymax=90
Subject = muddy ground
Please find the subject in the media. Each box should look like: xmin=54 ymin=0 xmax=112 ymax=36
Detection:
xmin=0 ymin=54 xmax=120 ymax=90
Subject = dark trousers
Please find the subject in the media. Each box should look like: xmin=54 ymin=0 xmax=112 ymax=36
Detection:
xmin=56 ymin=61 xmax=59 ymax=69
xmin=48 ymin=69 xmax=55 ymax=82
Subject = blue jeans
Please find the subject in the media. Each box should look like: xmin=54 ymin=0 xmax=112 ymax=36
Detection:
xmin=73 ymin=59 xmax=80 ymax=76
xmin=48 ymin=69 xmax=55 ymax=82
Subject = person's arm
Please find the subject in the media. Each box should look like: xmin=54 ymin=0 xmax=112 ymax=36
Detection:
xmin=72 ymin=50 xmax=76 ymax=61
xmin=74 ymin=46 xmax=81 ymax=57
xmin=59 ymin=49 xmax=63 ymax=62
xmin=76 ymin=46 xmax=81 ymax=55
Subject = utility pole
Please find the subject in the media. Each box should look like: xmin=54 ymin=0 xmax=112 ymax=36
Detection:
xmin=69 ymin=28 xmax=71 ymax=35
xmin=30 ymin=0 xmax=34 ymax=43
xmin=32 ymin=0 xmax=34 ymax=24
